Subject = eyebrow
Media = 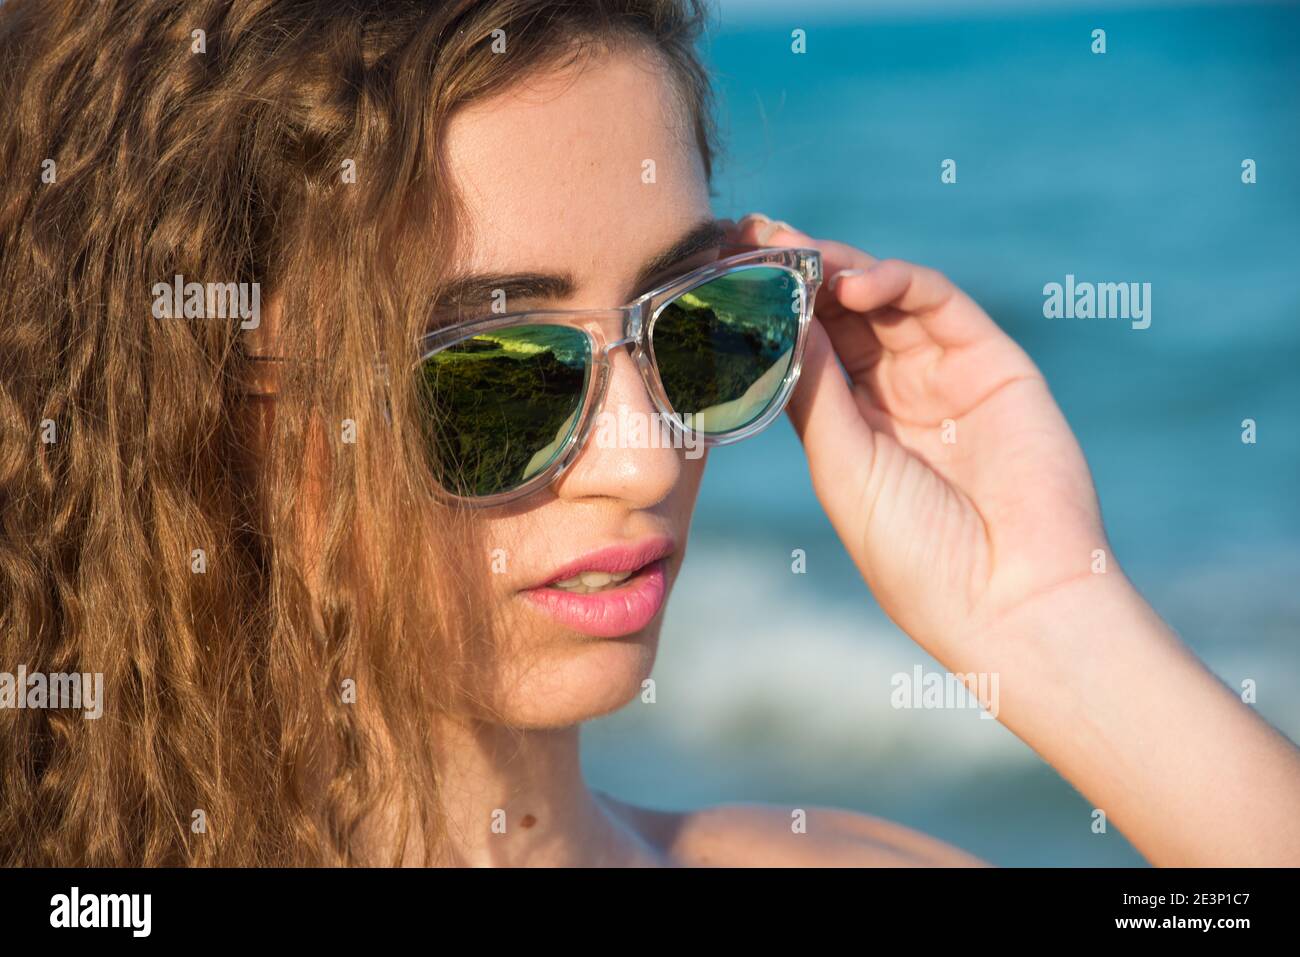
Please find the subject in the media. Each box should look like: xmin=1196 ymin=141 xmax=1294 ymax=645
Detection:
xmin=432 ymin=217 xmax=727 ymax=318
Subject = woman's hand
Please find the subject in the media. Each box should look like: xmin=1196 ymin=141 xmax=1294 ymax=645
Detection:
xmin=728 ymin=214 xmax=1113 ymax=664
xmin=727 ymin=213 xmax=1300 ymax=866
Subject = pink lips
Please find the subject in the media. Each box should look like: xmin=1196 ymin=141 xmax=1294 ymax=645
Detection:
xmin=522 ymin=537 xmax=674 ymax=638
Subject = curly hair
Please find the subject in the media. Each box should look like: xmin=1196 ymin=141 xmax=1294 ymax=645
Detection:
xmin=0 ymin=0 xmax=716 ymax=866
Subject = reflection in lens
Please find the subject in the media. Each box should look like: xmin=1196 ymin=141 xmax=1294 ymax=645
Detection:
xmin=419 ymin=325 xmax=590 ymax=497
xmin=651 ymin=266 xmax=801 ymax=434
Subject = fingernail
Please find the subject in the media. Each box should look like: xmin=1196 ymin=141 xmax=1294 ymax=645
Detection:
xmin=828 ymin=268 xmax=864 ymax=291
xmin=756 ymin=219 xmax=786 ymax=244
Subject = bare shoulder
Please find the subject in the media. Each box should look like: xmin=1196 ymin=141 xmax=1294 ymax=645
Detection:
xmin=597 ymin=793 xmax=988 ymax=867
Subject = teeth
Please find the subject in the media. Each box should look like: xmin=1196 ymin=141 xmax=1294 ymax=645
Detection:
xmin=551 ymin=568 xmax=635 ymax=594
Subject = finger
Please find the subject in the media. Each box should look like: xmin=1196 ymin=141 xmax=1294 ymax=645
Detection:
xmin=729 ymin=217 xmax=883 ymax=322
xmin=815 ymin=256 xmax=932 ymax=357
xmin=834 ymin=259 xmax=952 ymax=314
xmin=818 ymin=295 xmax=886 ymax=382
xmin=833 ymin=259 xmax=1003 ymax=350
xmin=785 ymin=317 xmax=876 ymax=511
xmin=730 ymin=216 xmax=874 ymax=270
xmin=727 ymin=211 xmax=776 ymax=245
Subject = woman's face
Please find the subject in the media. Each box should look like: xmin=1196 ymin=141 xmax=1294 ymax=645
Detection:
xmin=441 ymin=44 xmax=715 ymax=728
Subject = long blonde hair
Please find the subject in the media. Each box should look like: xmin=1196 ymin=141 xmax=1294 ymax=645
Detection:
xmin=0 ymin=0 xmax=715 ymax=866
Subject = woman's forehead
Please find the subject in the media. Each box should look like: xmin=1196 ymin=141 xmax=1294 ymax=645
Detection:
xmin=442 ymin=46 xmax=710 ymax=287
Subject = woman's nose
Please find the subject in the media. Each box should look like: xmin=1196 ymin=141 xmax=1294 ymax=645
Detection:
xmin=552 ymin=346 xmax=682 ymax=509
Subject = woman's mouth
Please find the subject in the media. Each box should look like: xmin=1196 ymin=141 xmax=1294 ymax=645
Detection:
xmin=522 ymin=537 xmax=674 ymax=638
xmin=548 ymin=569 xmax=638 ymax=594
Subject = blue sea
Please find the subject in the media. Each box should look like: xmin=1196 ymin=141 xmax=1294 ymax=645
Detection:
xmin=585 ymin=1 xmax=1300 ymax=865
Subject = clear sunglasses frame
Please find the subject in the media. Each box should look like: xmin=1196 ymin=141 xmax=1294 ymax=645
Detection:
xmin=416 ymin=244 xmax=823 ymax=507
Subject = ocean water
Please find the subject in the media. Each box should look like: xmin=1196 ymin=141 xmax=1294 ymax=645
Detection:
xmin=585 ymin=1 xmax=1300 ymax=865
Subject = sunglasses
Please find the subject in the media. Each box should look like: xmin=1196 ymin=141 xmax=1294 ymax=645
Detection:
xmin=415 ymin=244 xmax=823 ymax=506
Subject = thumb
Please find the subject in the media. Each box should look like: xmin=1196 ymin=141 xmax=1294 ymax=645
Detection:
xmin=785 ymin=317 xmax=877 ymax=521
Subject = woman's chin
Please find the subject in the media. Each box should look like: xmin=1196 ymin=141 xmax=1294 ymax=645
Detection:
xmin=489 ymin=627 xmax=662 ymax=729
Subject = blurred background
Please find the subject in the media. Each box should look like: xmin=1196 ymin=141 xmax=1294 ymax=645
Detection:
xmin=586 ymin=0 xmax=1300 ymax=865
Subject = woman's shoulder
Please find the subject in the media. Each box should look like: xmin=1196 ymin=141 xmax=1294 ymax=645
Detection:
xmin=596 ymin=792 xmax=988 ymax=867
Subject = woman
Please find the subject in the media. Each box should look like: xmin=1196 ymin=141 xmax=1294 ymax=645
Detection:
xmin=1 ymin=0 xmax=1297 ymax=867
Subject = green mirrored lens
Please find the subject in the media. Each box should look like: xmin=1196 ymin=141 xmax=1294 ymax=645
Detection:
xmin=651 ymin=266 xmax=801 ymax=434
xmin=419 ymin=325 xmax=590 ymax=497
